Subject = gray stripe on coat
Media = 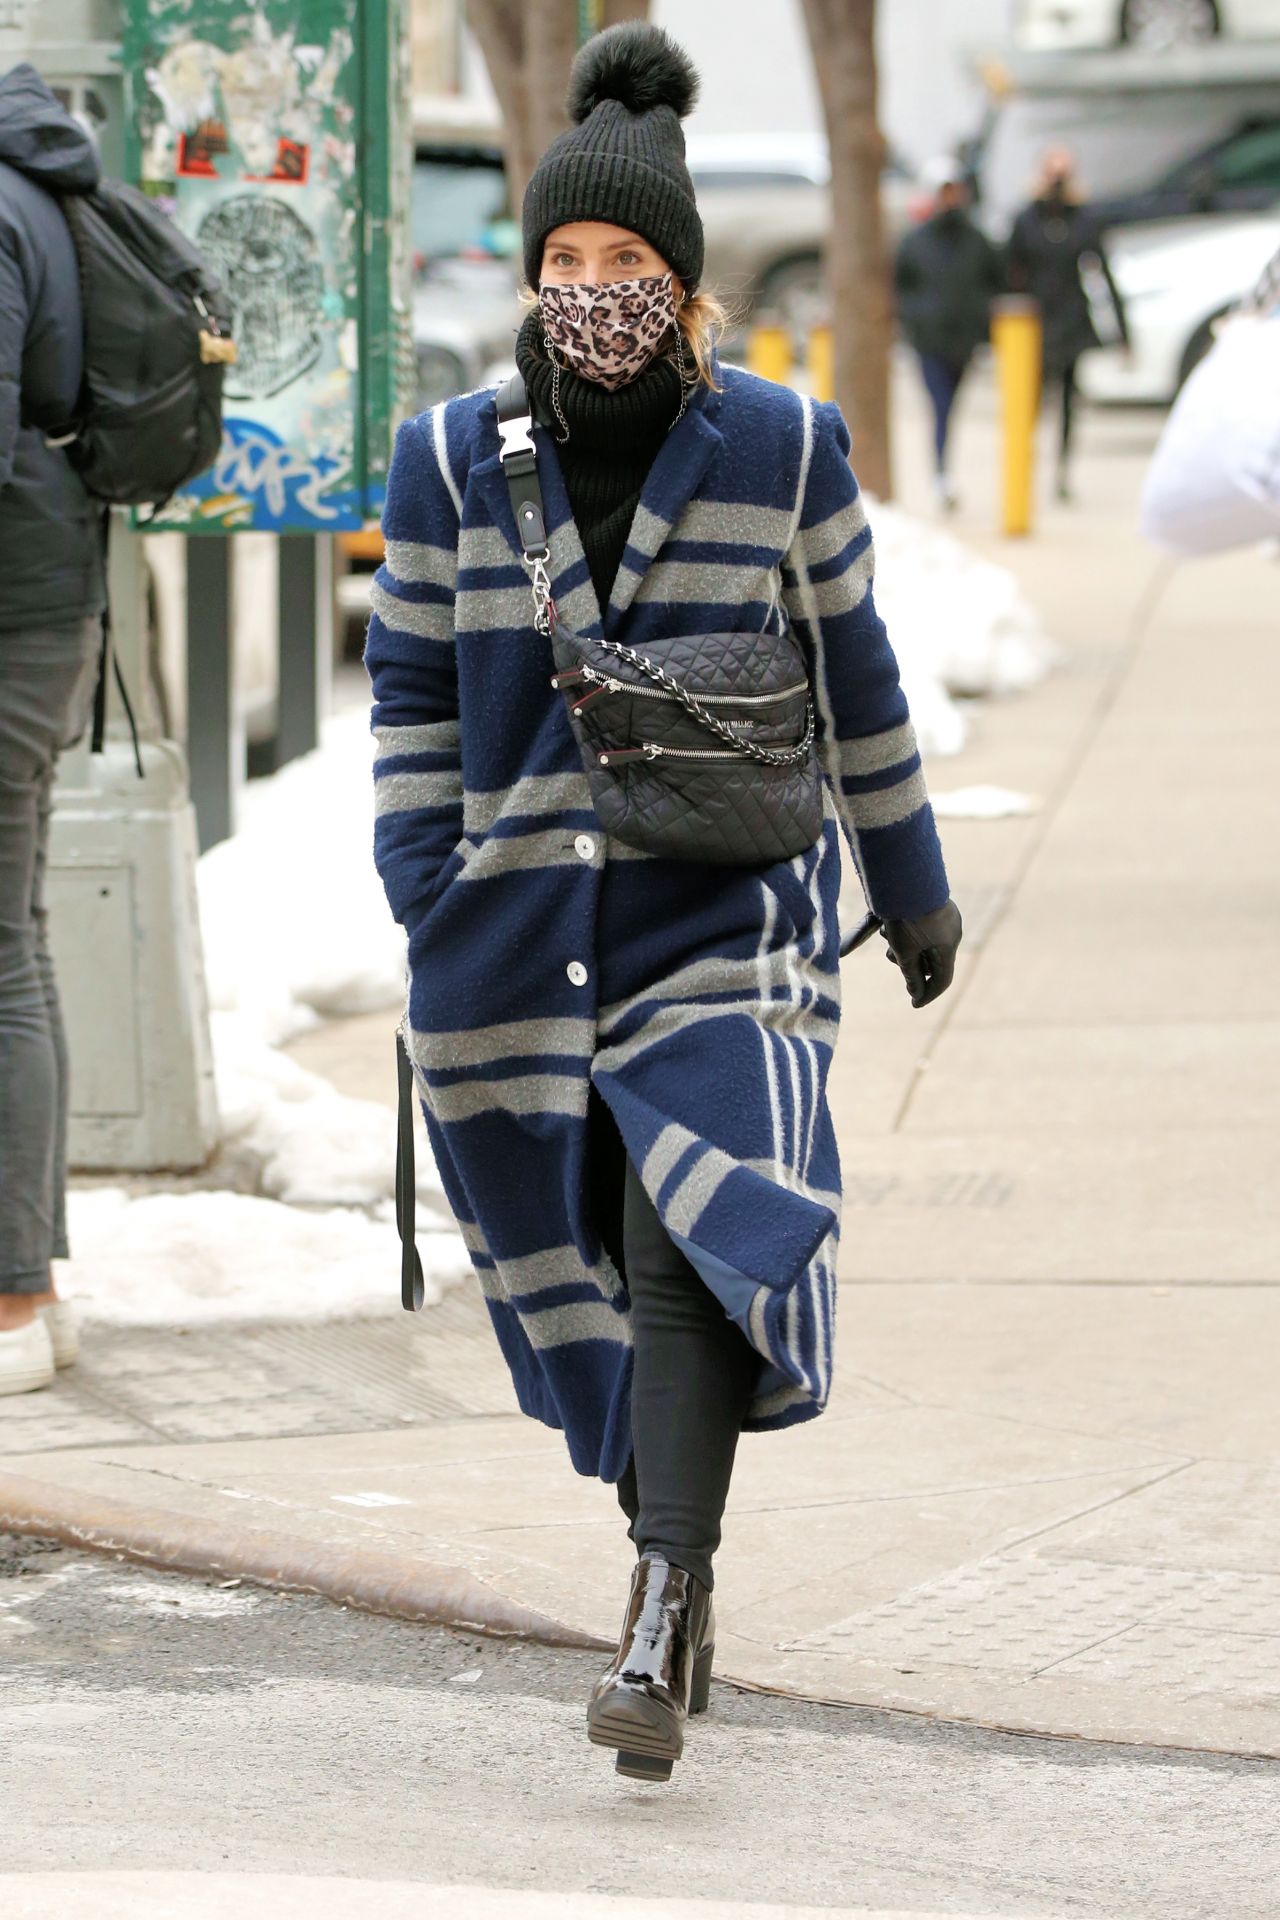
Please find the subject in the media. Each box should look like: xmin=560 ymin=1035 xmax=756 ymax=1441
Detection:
xmin=806 ymin=546 xmax=874 ymax=619
xmin=842 ymin=766 xmax=929 ymax=829
xmin=383 ymin=539 xmax=457 ymax=588
xmin=482 ymin=1243 xmax=626 ymax=1307
xmin=521 ymin=1297 xmax=631 ymax=1351
xmin=595 ymin=998 xmax=839 ymax=1075
xmin=454 ymin=582 xmax=533 ymax=629
xmin=369 ymin=577 xmax=456 ymax=643
xmin=665 ymin=1141 xmax=740 ymax=1240
xmin=426 ymin=1071 xmax=582 ymax=1125
xmin=597 ymin=946 xmax=823 ymax=1037
xmin=671 ymin=496 xmax=795 ymax=552
xmin=374 ymin=720 xmax=460 ymax=758
xmin=408 ymin=1016 xmax=595 ymax=1072
xmin=640 ymin=1122 xmax=699 ymax=1198
xmin=801 ymin=498 xmax=871 ymax=570
xmin=457 ymin=828 xmax=600 ymax=882
xmin=465 ymin=772 xmax=592 ymax=835
xmin=629 ymin=559 xmax=782 ymax=607
xmin=834 ymin=721 xmax=918 ymax=777
xmin=374 ymin=769 xmax=464 ymax=816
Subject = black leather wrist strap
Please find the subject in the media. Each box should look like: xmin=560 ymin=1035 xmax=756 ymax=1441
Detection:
xmin=396 ymin=1028 xmax=425 ymax=1311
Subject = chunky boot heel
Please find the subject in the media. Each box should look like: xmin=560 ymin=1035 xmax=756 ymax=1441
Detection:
xmin=616 ymin=1749 xmax=674 ymax=1783
xmin=688 ymin=1638 xmax=715 ymax=1715
xmin=587 ymin=1555 xmax=713 ymax=1782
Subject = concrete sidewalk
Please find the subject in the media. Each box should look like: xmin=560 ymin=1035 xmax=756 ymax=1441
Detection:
xmin=3 ymin=376 xmax=1278 ymax=1760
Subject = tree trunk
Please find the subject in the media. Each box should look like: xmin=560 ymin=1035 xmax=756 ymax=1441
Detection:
xmin=467 ymin=1 xmax=651 ymax=218
xmin=799 ymin=0 xmax=893 ymax=499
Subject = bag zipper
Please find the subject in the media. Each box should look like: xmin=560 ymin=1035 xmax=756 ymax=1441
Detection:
xmin=579 ymin=666 xmax=808 ymax=707
xmin=598 ymin=743 xmax=757 ymax=766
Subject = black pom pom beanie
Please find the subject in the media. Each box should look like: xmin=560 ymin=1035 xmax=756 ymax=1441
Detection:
xmin=522 ymin=22 xmax=704 ymax=293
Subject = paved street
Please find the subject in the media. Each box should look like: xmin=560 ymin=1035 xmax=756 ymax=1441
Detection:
xmin=2 ymin=1531 xmax=1277 ymax=1919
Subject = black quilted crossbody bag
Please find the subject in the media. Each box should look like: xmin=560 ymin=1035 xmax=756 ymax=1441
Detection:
xmin=496 ymin=373 xmax=824 ymax=867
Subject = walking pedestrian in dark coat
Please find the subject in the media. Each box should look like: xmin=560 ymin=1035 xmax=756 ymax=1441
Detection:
xmin=1006 ymin=146 xmax=1128 ymax=501
xmin=365 ymin=22 xmax=962 ymax=1783
xmin=895 ymin=157 xmax=1003 ymax=510
xmin=0 ymin=64 xmax=103 ymax=1396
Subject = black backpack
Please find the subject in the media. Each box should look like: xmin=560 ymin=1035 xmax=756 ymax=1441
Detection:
xmin=56 ymin=178 xmax=234 ymax=509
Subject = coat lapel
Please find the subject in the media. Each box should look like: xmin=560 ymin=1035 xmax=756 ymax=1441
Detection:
xmin=607 ymin=393 xmax=723 ymax=628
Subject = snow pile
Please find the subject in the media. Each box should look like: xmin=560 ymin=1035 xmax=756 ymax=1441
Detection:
xmin=196 ymin=705 xmax=406 ymax=1046
xmin=66 ymin=1186 xmax=469 ymax=1326
xmin=867 ymin=502 xmax=1058 ymax=756
xmin=210 ymin=1008 xmax=445 ymax=1210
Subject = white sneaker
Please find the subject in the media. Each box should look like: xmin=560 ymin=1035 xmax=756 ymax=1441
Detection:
xmin=0 ymin=1316 xmax=56 ymax=1396
xmin=40 ymin=1300 xmax=81 ymax=1369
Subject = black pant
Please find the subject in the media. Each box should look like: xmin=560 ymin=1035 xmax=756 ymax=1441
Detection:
xmin=1055 ymin=358 xmax=1079 ymax=474
xmin=917 ymin=352 xmax=967 ymax=474
xmin=588 ymin=1092 xmax=759 ymax=1592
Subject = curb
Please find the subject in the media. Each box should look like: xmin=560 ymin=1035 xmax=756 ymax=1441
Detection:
xmin=0 ymin=1469 xmax=611 ymax=1652
xmin=0 ymin=1873 xmax=1088 ymax=1920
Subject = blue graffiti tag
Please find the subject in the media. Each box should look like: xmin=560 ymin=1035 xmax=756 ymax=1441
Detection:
xmin=212 ymin=418 xmax=353 ymax=524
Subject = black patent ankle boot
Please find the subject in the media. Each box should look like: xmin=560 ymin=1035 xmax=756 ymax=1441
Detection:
xmin=587 ymin=1553 xmax=715 ymax=1782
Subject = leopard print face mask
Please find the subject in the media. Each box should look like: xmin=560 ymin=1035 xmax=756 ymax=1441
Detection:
xmin=538 ymin=272 xmax=678 ymax=391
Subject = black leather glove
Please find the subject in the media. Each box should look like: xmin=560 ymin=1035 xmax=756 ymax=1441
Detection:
xmin=882 ymin=899 xmax=963 ymax=1009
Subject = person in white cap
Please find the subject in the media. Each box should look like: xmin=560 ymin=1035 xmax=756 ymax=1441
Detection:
xmin=895 ymin=157 xmax=1002 ymax=510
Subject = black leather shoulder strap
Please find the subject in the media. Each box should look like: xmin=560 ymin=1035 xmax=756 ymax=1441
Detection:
xmin=494 ymin=370 xmax=548 ymax=557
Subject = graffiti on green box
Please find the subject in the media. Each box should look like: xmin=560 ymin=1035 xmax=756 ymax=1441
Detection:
xmin=125 ymin=2 xmax=366 ymax=531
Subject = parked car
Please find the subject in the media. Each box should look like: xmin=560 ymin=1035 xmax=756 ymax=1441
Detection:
xmin=410 ymin=120 xmax=522 ymax=408
xmin=1076 ymin=205 xmax=1280 ymax=401
xmin=1015 ymin=0 xmax=1280 ymax=51
xmin=1091 ymin=114 xmax=1280 ymax=226
xmin=686 ymin=132 xmax=919 ymax=333
xmin=971 ymin=52 xmax=1280 ymax=236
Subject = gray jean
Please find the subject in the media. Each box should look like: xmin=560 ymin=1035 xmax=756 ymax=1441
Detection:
xmin=0 ymin=619 xmax=101 ymax=1292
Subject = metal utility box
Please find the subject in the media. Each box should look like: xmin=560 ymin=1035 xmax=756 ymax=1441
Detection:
xmin=123 ymin=0 xmax=413 ymax=532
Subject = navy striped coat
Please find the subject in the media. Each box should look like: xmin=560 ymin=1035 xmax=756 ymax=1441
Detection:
xmin=365 ymin=366 xmax=949 ymax=1483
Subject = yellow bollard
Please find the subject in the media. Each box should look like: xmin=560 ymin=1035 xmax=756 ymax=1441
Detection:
xmin=747 ymin=323 xmax=794 ymax=386
xmin=808 ymin=324 xmax=834 ymax=402
xmin=991 ymin=296 xmax=1042 ymax=537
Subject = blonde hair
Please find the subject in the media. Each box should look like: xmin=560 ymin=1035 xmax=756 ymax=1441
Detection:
xmin=677 ymin=287 xmax=727 ymax=391
xmin=520 ymin=280 xmax=728 ymax=392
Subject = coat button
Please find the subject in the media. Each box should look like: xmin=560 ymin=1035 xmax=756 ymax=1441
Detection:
xmin=566 ymin=960 xmax=588 ymax=987
xmin=574 ymin=834 xmax=596 ymax=861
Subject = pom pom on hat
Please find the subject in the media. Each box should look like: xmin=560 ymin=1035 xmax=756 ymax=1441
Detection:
xmin=567 ymin=21 xmax=700 ymax=124
xmin=522 ymin=22 xmax=705 ymax=292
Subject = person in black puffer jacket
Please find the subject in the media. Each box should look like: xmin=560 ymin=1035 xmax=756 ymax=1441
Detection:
xmin=895 ymin=157 xmax=1003 ymax=512
xmin=0 ymin=64 xmax=104 ymax=1395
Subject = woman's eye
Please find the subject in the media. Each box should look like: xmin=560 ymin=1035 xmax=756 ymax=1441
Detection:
xmin=554 ymin=254 xmax=576 ymax=269
xmin=618 ymin=252 xmax=639 ymax=266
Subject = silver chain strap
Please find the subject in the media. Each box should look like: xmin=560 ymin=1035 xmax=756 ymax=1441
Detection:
xmin=523 ymin=550 xmax=555 ymax=636
xmin=596 ymin=638 xmax=815 ymax=768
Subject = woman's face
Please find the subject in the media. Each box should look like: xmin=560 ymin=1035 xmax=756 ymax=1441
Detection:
xmin=541 ymin=221 xmax=678 ymax=292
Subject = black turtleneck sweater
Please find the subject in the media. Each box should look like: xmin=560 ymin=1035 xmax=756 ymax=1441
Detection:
xmin=515 ymin=308 xmax=683 ymax=614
